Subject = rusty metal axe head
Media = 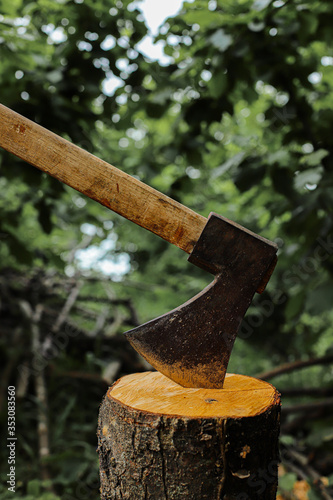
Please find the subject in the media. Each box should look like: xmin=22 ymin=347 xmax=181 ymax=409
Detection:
xmin=0 ymin=105 xmax=278 ymax=390
xmin=125 ymin=213 xmax=278 ymax=389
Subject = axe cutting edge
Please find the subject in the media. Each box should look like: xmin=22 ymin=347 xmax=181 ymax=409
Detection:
xmin=0 ymin=104 xmax=278 ymax=388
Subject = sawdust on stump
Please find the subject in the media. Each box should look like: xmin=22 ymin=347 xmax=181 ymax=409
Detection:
xmin=97 ymin=371 xmax=281 ymax=500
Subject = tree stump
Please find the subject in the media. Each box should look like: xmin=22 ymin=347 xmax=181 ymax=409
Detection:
xmin=97 ymin=371 xmax=280 ymax=500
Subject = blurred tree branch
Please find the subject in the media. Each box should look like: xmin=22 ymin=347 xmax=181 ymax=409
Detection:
xmin=257 ymin=355 xmax=333 ymax=380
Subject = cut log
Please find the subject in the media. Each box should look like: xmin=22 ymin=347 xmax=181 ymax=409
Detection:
xmin=97 ymin=371 xmax=280 ymax=500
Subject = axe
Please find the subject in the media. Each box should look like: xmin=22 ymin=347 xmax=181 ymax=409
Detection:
xmin=0 ymin=104 xmax=277 ymax=388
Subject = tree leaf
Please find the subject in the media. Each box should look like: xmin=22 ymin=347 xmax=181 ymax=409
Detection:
xmin=278 ymin=472 xmax=298 ymax=491
xmin=300 ymin=149 xmax=329 ymax=167
xmin=294 ymin=167 xmax=323 ymax=191
xmin=306 ymin=284 xmax=333 ymax=315
xmin=208 ymin=69 xmax=228 ymax=98
xmin=252 ymin=0 xmax=272 ymax=12
xmin=183 ymin=10 xmax=224 ymax=29
xmin=209 ymin=29 xmax=233 ymax=52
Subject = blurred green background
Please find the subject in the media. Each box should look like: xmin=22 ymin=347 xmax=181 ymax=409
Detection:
xmin=0 ymin=0 xmax=332 ymax=498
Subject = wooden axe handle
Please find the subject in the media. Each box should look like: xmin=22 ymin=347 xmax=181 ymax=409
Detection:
xmin=0 ymin=104 xmax=206 ymax=254
xmin=0 ymin=104 xmax=274 ymax=293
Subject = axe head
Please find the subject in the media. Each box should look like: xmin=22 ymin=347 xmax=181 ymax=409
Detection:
xmin=124 ymin=213 xmax=278 ymax=389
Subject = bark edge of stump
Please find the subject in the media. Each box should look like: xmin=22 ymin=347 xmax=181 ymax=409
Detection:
xmin=98 ymin=371 xmax=281 ymax=500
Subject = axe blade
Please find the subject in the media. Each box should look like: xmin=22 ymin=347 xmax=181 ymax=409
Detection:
xmin=0 ymin=106 xmax=278 ymax=389
xmin=125 ymin=213 xmax=278 ymax=389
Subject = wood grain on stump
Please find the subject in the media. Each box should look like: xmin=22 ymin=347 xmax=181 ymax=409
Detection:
xmin=98 ymin=371 xmax=280 ymax=500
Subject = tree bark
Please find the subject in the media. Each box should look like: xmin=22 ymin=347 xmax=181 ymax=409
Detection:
xmin=97 ymin=371 xmax=280 ymax=500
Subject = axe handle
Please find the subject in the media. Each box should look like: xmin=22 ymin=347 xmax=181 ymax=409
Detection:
xmin=0 ymin=104 xmax=206 ymax=254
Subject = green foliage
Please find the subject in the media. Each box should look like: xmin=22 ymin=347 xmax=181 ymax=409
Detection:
xmin=148 ymin=0 xmax=333 ymax=368
xmin=0 ymin=0 xmax=151 ymax=270
xmin=279 ymin=472 xmax=298 ymax=492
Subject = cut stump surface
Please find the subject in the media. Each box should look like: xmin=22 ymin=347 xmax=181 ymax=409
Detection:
xmin=98 ymin=371 xmax=281 ymax=500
